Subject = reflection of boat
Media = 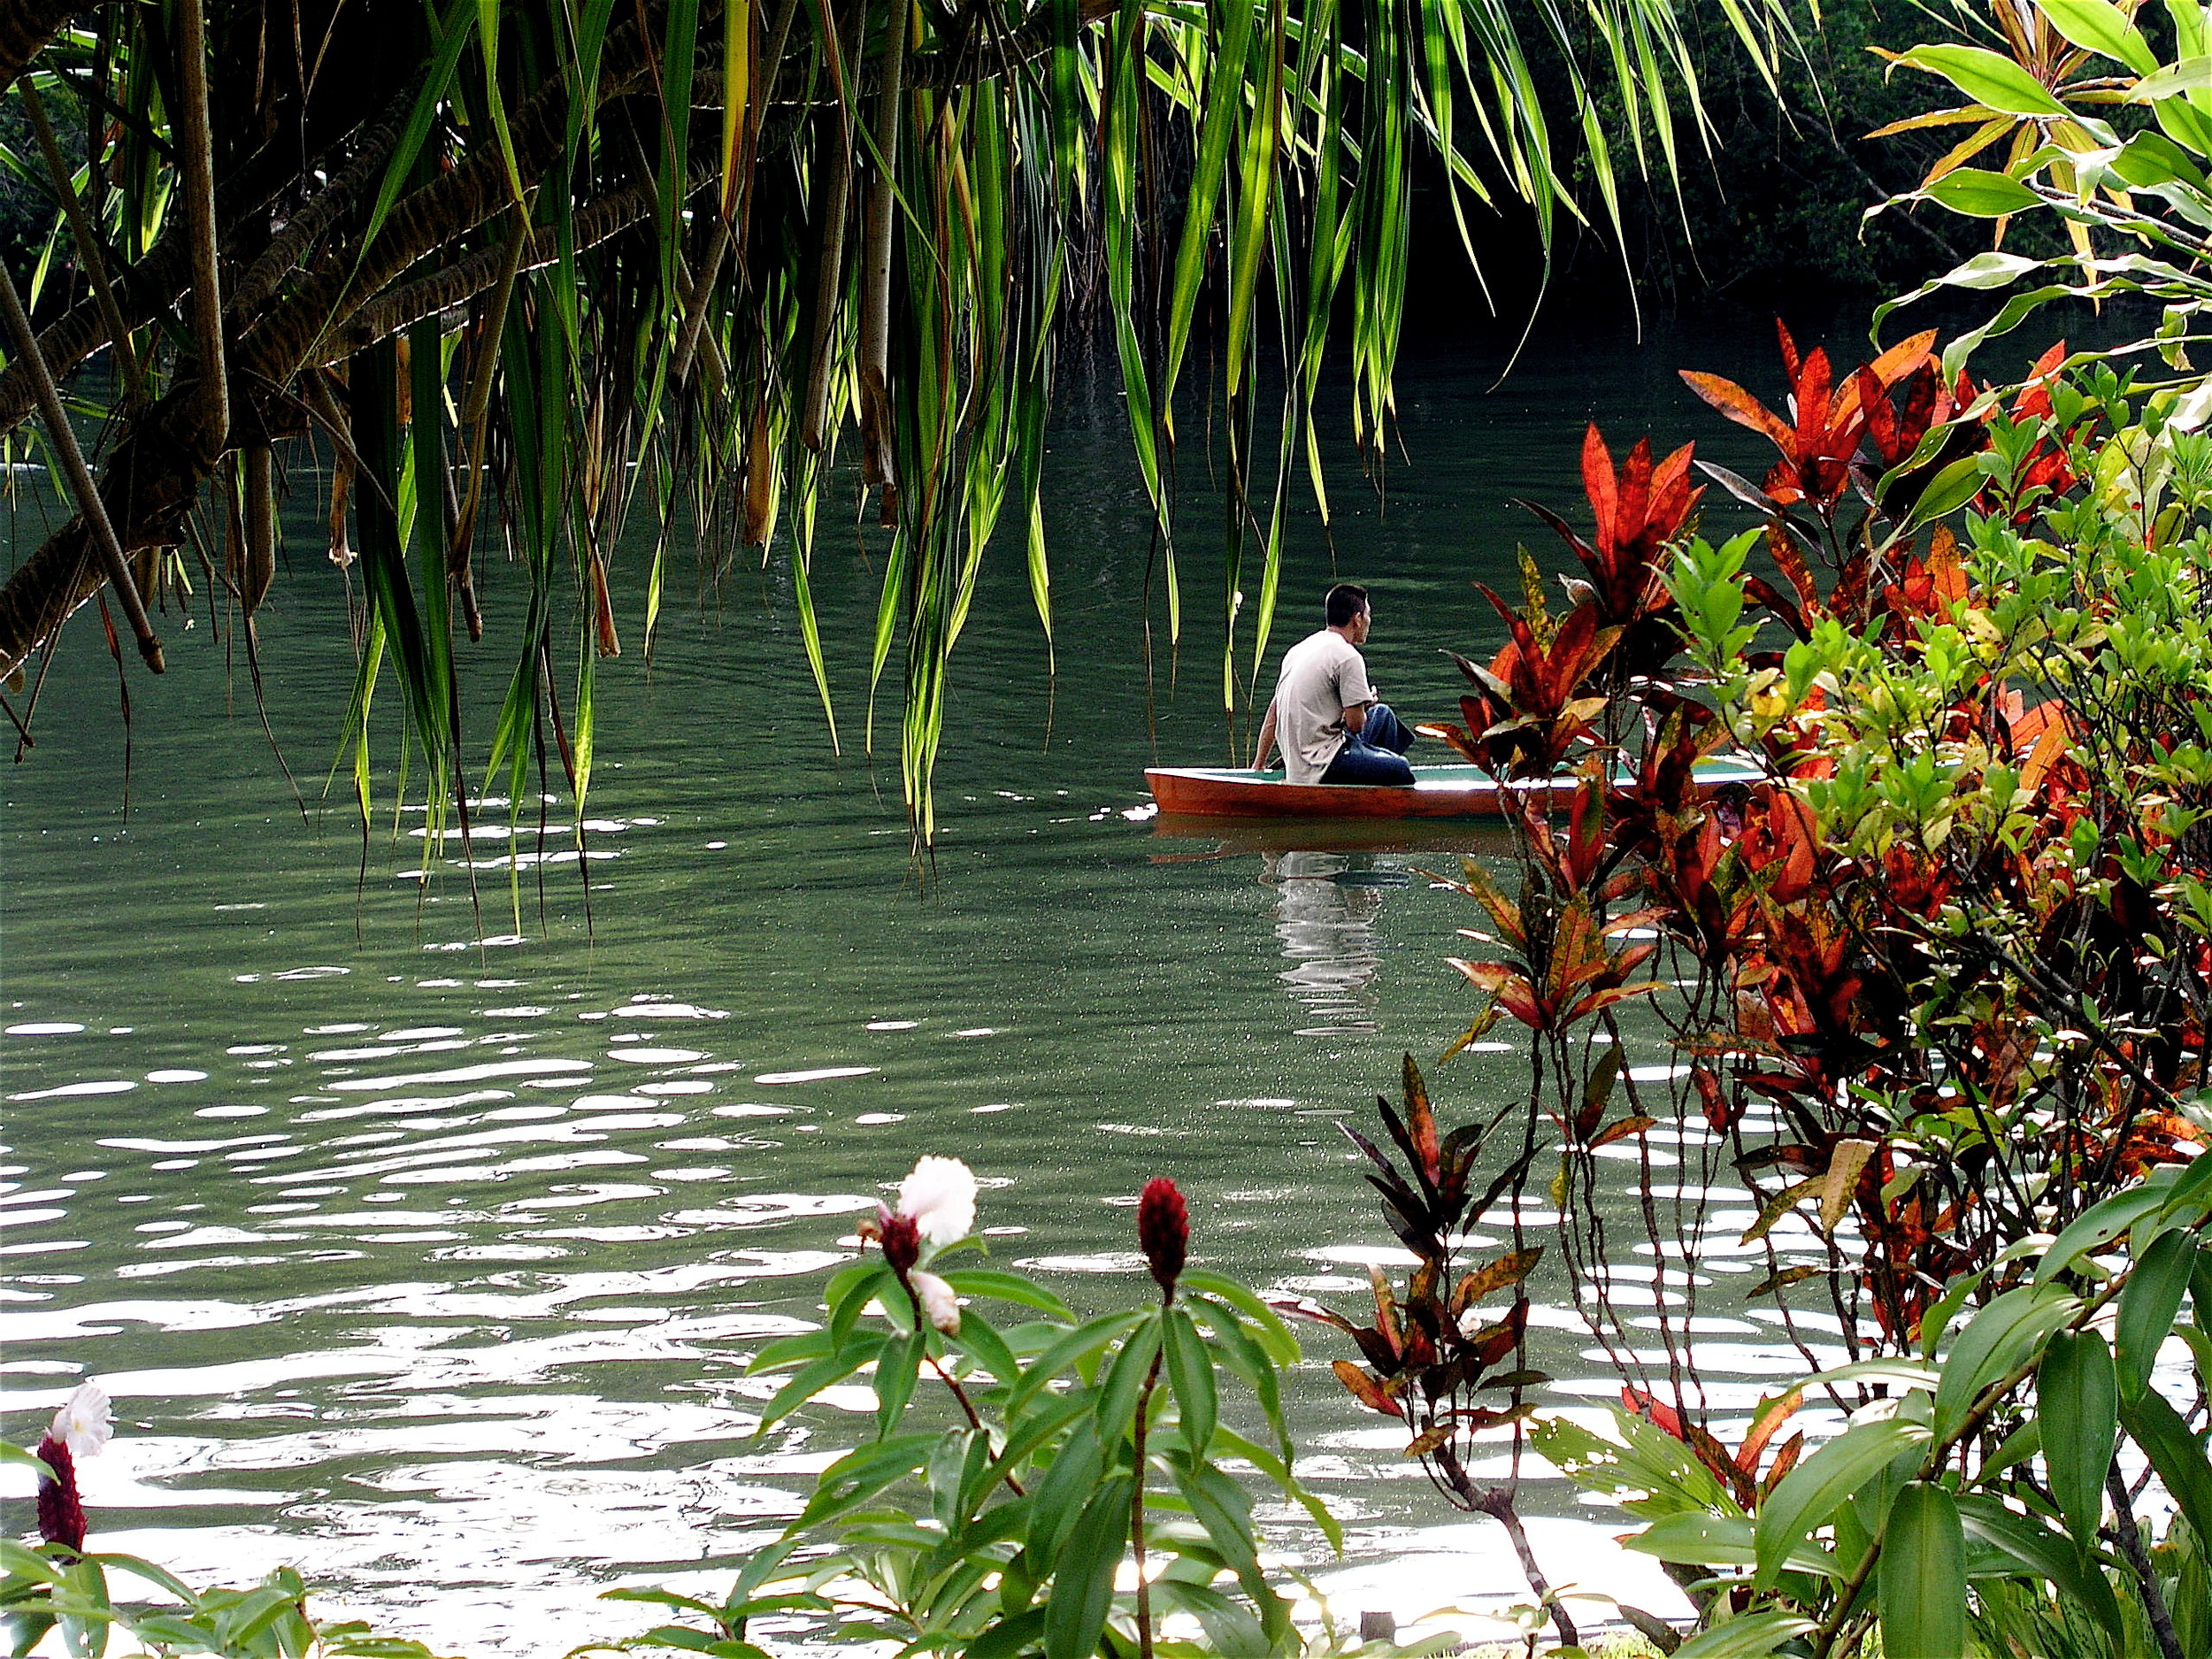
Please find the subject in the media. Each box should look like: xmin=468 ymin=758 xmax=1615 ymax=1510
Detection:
xmin=1144 ymin=757 xmax=1766 ymax=820
xmin=1149 ymin=816 xmax=1513 ymax=859
xmin=1266 ymin=851 xmax=1386 ymax=1036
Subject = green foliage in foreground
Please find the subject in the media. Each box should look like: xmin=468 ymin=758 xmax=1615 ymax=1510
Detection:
xmin=0 ymin=1543 xmax=452 ymax=1659
xmin=601 ymin=1175 xmax=1337 ymax=1659
xmin=1543 ymin=1174 xmax=2212 ymax=1659
xmin=8 ymin=1146 xmax=2212 ymax=1659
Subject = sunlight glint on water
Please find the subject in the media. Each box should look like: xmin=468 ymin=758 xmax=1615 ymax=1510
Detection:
xmin=3 ymin=322 xmax=1819 ymax=1652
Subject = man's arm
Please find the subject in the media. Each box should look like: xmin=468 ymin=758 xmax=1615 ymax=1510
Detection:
xmin=1340 ymin=651 xmax=1376 ymax=733
xmin=1252 ymin=698 xmax=1279 ymax=769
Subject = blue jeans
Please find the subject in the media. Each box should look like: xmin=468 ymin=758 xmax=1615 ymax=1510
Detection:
xmin=1321 ymin=703 xmax=1417 ymax=785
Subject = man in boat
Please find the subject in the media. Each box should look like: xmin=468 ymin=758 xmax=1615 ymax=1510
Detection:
xmin=1251 ymin=583 xmax=1418 ymax=785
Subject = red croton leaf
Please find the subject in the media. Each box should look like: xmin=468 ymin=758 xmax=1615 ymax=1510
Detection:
xmin=1450 ymin=960 xmax=1545 ymax=1030
xmin=1690 ymin=1064 xmax=1736 ymax=1133
xmin=1680 ymin=370 xmax=1794 ymax=451
xmin=1735 ymin=1387 xmax=1804 ymax=1474
xmin=1465 ymin=1299 xmax=1529 ymax=1367
xmin=1452 ymin=1248 xmax=1544 ymax=1312
xmin=1334 ymin=1360 xmax=1403 ymax=1418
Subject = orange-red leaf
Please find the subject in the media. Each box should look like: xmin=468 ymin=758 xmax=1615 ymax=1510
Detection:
xmin=1333 ymin=1360 xmax=1403 ymax=1417
xmin=1679 ymin=372 xmax=1795 ymax=452
xmin=1453 ymin=1248 xmax=1544 ymax=1311
xmin=1586 ymin=1114 xmax=1658 ymax=1151
xmin=1403 ymin=1425 xmax=1455 ymax=1457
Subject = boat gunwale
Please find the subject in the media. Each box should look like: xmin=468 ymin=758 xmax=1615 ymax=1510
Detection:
xmin=1141 ymin=758 xmax=1769 ymax=820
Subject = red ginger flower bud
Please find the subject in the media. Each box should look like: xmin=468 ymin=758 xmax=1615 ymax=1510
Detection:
xmin=878 ymin=1209 xmax=922 ymax=1274
xmin=35 ymin=1435 xmax=86 ymax=1553
xmin=1137 ymin=1178 xmax=1188 ymax=1295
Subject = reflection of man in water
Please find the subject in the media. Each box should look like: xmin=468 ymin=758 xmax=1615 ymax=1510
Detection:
xmin=1251 ymin=583 xmax=1418 ymax=785
xmin=1263 ymin=851 xmax=1384 ymax=1036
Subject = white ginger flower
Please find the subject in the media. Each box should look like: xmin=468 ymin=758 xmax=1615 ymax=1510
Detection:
xmin=897 ymin=1156 xmax=978 ymax=1247
xmin=48 ymin=1383 xmax=111 ymax=1460
xmin=910 ymin=1271 xmax=963 ymax=1336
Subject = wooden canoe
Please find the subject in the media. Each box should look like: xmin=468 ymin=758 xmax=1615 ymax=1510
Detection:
xmin=1143 ymin=757 xmax=1768 ymax=819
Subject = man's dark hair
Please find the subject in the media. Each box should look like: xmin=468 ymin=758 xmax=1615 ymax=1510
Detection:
xmin=1325 ymin=583 xmax=1370 ymax=627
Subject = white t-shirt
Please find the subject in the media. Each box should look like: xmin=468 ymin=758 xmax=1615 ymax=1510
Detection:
xmin=1271 ymin=629 xmax=1373 ymax=783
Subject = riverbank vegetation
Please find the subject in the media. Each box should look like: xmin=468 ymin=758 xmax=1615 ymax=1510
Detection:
xmin=13 ymin=0 xmax=2212 ymax=1656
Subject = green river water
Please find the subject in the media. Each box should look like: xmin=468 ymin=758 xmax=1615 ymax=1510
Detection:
xmin=1 ymin=317 xmax=1848 ymax=1651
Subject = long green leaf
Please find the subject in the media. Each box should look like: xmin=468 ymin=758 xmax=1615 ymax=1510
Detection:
xmin=2038 ymin=1329 xmax=2117 ymax=1545
xmin=1041 ymin=1476 xmax=1132 ymax=1659
xmin=1163 ymin=1307 xmax=1217 ymax=1455
xmin=1878 ymin=1482 xmax=1966 ymax=1659
xmin=2116 ymin=1231 xmax=2196 ymax=1398
xmin=1753 ymin=1413 xmax=1930 ymax=1591
xmin=1931 ymin=1285 xmax=2078 ymax=1440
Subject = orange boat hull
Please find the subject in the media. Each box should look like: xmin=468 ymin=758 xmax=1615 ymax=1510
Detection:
xmin=1143 ymin=760 xmax=1765 ymax=819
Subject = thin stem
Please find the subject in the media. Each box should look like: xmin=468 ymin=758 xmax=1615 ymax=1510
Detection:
xmin=920 ymin=1342 xmax=1025 ymax=1495
xmin=1427 ymin=1440 xmax=1578 ymax=1648
xmin=894 ymin=1263 xmax=1025 ymax=1496
xmin=2108 ymin=1461 xmax=2184 ymax=1659
xmin=0 ymin=262 xmax=161 ymax=671
xmin=18 ymin=78 xmax=143 ymax=403
xmin=1471 ymin=1483 xmax=1578 ymax=1650
xmin=1130 ymin=1341 xmax=1164 ymax=1659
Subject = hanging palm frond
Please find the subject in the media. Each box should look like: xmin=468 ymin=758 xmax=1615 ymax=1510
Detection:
xmin=0 ymin=0 xmax=1804 ymax=851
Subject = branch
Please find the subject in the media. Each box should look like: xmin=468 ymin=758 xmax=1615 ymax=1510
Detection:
xmin=0 ymin=150 xmax=719 ymax=678
xmin=906 ymin=0 xmax=1117 ymax=90
xmin=312 ymin=167 xmax=688 ymax=364
xmin=232 ymin=34 xmax=664 ymax=387
xmin=0 ymin=240 xmax=190 ymax=437
xmin=0 ymin=128 xmax=342 ymax=439
xmin=231 ymin=74 xmax=424 ymax=314
xmin=0 ymin=384 xmax=220 ymax=678
xmin=19 ymin=78 xmax=144 ymax=400
xmin=174 ymin=0 xmax=229 ymax=459
xmin=0 ymin=260 xmax=160 ymax=668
